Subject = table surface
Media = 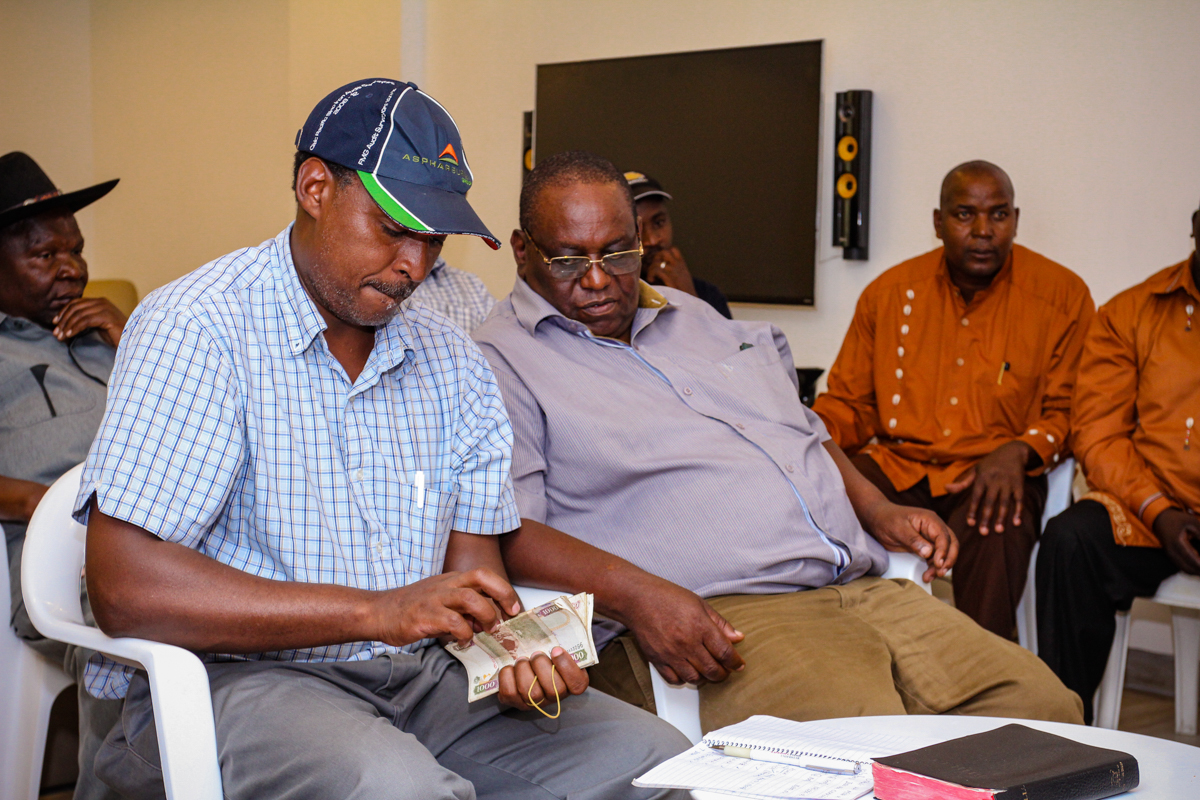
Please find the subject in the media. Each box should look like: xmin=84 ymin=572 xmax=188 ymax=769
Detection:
xmin=690 ymin=715 xmax=1200 ymax=799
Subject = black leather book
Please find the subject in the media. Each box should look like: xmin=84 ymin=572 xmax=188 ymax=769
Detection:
xmin=871 ymin=724 xmax=1139 ymax=800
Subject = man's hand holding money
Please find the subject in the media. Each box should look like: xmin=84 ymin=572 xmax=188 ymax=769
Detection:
xmin=498 ymin=647 xmax=589 ymax=712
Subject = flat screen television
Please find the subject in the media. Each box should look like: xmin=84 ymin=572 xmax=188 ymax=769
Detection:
xmin=535 ymin=40 xmax=822 ymax=306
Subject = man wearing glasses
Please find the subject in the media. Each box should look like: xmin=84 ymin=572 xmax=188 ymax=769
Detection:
xmin=472 ymin=150 xmax=1082 ymax=731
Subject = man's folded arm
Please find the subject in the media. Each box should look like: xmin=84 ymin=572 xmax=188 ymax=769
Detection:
xmin=85 ymin=500 xmax=519 ymax=654
xmin=1072 ymin=302 xmax=1176 ymax=527
xmin=0 ymin=474 xmax=48 ymax=522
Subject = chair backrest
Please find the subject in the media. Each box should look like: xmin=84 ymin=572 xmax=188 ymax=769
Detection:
xmin=22 ymin=464 xmax=89 ymax=640
xmin=83 ymin=280 xmax=139 ymax=318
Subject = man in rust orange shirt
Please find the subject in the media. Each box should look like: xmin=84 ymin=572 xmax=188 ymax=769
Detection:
xmin=814 ymin=161 xmax=1094 ymax=639
xmin=1036 ymin=206 xmax=1200 ymax=723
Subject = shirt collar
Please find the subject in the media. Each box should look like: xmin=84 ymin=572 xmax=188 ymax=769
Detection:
xmin=276 ymin=225 xmax=329 ymax=356
xmin=1148 ymin=254 xmax=1200 ymax=303
xmin=275 ymin=224 xmax=414 ymax=369
xmin=509 ymin=276 xmax=670 ymax=339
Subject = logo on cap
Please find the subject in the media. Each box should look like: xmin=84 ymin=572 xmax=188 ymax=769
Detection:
xmin=438 ymin=144 xmax=459 ymax=166
xmin=624 ymin=171 xmax=648 ymax=184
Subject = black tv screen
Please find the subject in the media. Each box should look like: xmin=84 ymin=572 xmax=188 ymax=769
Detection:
xmin=535 ymin=40 xmax=822 ymax=306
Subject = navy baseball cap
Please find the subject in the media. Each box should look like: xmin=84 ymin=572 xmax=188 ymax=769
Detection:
xmin=296 ymin=79 xmax=500 ymax=250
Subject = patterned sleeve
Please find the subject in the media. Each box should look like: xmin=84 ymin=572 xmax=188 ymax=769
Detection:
xmin=449 ymin=346 xmax=520 ymax=534
xmin=73 ymin=304 xmax=246 ymax=549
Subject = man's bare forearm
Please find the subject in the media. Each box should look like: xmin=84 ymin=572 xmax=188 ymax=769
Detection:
xmin=86 ymin=501 xmax=383 ymax=653
xmin=0 ymin=474 xmax=48 ymax=522
xmin=822 ymin=440 xmax=890 ymax=529
xmin=499 ymin=518 xmax=661 ymax=628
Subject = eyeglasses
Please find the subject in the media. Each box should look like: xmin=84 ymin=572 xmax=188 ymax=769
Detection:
xmin=522 ymin=229 xmax=643 ymax=281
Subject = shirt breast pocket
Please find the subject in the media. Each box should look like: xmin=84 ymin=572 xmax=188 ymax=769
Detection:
xmin=714 ymin=346 xmax=795 ymax=418
xmin=397 ymin=484 xmax=460 ymax=576
xmin=978 ymin=359 xmax=1037 ymax=431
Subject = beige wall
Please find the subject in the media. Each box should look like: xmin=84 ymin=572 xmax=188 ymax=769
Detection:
xmin=0 ymin=0 xmax=96 ymax=246
xmin=425 ymin=0 xmax=1200 ymax=378
xmin=1 ymin=0 xmax=402 ymax=297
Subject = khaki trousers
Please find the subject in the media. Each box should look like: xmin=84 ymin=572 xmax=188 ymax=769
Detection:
xmin=590 ymin=576 xmax=1083 ymax=734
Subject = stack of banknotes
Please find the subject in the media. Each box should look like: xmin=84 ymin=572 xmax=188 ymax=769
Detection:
xmin=445 ymin=592 xmax=598 ymax=702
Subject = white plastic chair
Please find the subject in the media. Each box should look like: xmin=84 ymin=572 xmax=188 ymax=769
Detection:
xmin=21 ymin=464 xmax=223 ymax=800
xmin=517 ymin=551 xmax=931 ymax=744
xmin=1013 ymin=457 xmax=1077 ymax=654
xmin=1092 ymin=573 xmax=1200 ymax=733
xmin=1 ymin=542 xmax=74 ymax=800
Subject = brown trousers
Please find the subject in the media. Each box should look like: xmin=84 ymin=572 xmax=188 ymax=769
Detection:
xmin=851 ymin=453 xmax=1047 ymax=639
xmin=588 ymin=577 xmax=1082 ymax=733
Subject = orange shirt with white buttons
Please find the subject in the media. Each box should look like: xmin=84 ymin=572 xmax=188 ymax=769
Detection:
xmin=1071 ymin=257 xmax=1200 ymax=547
xmin=813 ymin=244 xmax=1095 ymax=496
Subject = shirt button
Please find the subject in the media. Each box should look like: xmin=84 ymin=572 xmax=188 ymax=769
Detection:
xmin=903 ymin=304 xmax=912 ymax=316
xmin=950 ymin=397 xmax=958 ymax=405
xmin=1029 ymin=428 xmax=1039 ymax=435
xmin=355 ymin=469 xmax=364 ymax=481
xmin=906 ymin=289 xmax=915 ymax=300
xmin=892 ymin=393 xmax=901 ymax=405
xmin=895 ymin=368 xmax=904 ymax=379
xmin=901 ymin=324 xmax=910 ymax=335
xmin=943 ymin=428 xmax=952 ymax=437
xmin=785 ymin=463 xmax=795 ymax=473
xmin=956 ymin=358 xmax=965 ymax=366
xmin=683 ymin=387 xmax=693 ymax=396
xmin=1047 ymin=433 xmax=1055 ymax=443
xmin=888 ymin=418 xmax=897 ymax=428
xmin=961 ymin=317 xmax=969 ymax=326
xmin=897 ymin=346 xmax=905 ymax=357
xmin=736 ymin=422 xmax=746 ymax=430
xmin=931 ymin=457 xmax=939 ymax=465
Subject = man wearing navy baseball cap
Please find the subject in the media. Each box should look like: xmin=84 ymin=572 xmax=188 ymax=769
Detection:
xmin=75 ymin=79 xmax=689 ymax=799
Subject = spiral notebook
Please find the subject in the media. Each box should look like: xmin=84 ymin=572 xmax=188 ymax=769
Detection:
xmin=633 ymin=715 xmax=921 ymax=799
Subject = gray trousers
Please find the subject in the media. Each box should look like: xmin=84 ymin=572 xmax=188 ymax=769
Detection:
xmin=97 ymin=645 xmax=692 ymax=800
xmin=7 ymin=534 xmax=123 ymax=800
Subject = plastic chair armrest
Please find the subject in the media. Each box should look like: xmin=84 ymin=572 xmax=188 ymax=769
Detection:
xmin=29 ymin=617 xmax=222 ymax=800
xmin=881 ymin=551 xmax=933 ymax=594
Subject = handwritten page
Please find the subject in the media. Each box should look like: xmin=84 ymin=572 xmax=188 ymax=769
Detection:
xmin=704 ymin=715 xmax=920 ymax=763
xmin=633 ymin=743 xmax=873 ymax=799
xmin=634 ymin=716 xmax=924 ymax=799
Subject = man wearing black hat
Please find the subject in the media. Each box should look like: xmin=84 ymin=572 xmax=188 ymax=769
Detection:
xmin=75 ymin=80 xmax=688 ymax=800
xmin=625 ymin=171 xmax=732 ymax=319
xmin=1 ymin=151 xmax=126 ymax=800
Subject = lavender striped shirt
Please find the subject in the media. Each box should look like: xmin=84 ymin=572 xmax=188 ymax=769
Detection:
xmin=473 ymin=278 xmax=889 ymax=600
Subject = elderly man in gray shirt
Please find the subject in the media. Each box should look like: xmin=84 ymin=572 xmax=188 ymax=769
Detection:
xmin=474 ymin=150 xmax=1083 ymax=732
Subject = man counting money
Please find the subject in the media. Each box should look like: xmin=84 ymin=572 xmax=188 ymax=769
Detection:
xmin=75 ymin=81 xmax=689 ymax=800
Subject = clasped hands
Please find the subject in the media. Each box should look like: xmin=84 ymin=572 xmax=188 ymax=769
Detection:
xmin=372 ymin=569 xmax=588 ymax=711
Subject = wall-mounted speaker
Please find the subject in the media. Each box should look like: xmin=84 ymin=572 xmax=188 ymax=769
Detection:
xmin=833 ymin=90 xmax=871 ymax=260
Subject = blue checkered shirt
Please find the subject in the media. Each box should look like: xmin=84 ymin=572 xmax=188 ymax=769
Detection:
xmin=407 ymin=258 xmax=497 ymax=334
xmin=74 ymin=226 xmax=520 ymax=699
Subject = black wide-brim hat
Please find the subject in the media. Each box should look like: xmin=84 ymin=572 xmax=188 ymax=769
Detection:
xmin=0 ymin=152 xmax=118 ymax=230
